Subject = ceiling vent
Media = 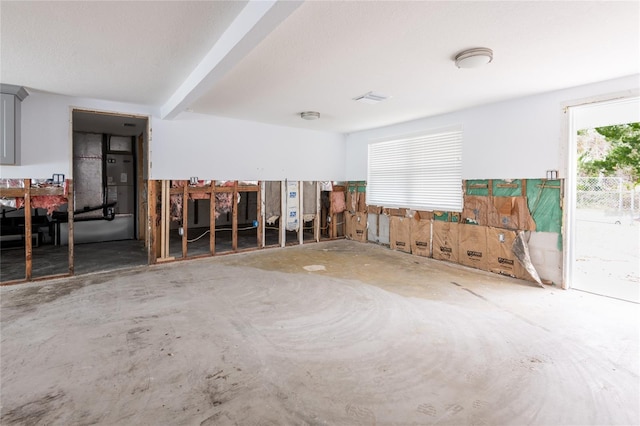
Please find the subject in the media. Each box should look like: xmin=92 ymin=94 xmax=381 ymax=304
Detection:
xmin=353 ymin=91 xmax=388 ymax=104
xmin=123 ymin=122 xmax=136 ymax=127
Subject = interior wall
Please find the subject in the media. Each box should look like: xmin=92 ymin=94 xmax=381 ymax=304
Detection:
xmin=345 ymin=75 xmax=639 ymax=180
xmin=1 ymin=92 xmax=346 ymax=182
xmin=0 ymin=91 xmax=154 ymax=179
xmin=151 ymin=112 xmax=346 ymax=181
xmin=5 ymin=76 xmax=635 ymax=183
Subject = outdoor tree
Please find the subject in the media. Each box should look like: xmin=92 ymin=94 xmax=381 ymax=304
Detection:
xmin=578 ymin=123 xmax=640 ymax=185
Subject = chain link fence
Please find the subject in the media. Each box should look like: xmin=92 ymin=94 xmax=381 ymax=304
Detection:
xmin=577 ymin=177 xmax=638 ymax=222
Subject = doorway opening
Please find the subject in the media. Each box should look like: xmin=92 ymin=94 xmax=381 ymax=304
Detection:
xmin=69 ymin=109 xmax=150 ymax=275
xmin=567 ymin=97 xmax=639 ymax=303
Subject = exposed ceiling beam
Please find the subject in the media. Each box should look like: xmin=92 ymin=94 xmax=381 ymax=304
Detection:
xmin=161 ymin=0 xmax=302 ymax=120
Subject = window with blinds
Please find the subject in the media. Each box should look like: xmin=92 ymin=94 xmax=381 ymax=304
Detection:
xmin=367 ymin=127 xmax=463 ymax=211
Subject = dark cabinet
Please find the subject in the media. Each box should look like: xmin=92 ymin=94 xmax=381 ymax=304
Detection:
xmin=0 ymin=85 xmax=28 ymax=165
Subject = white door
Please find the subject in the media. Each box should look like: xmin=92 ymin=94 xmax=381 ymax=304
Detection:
xmin=567 ymin=98 xmax=640 ymax=302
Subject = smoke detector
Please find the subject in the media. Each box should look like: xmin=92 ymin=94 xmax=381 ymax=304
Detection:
xmin=353 ymin=91 xmax=389 ymax=104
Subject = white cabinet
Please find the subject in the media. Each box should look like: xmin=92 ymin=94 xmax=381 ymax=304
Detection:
xmin=0 ymin=85 xmax=28 ymax=165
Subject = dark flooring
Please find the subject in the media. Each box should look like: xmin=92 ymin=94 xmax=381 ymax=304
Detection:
xmin=1 ymin=239 xmax=148 ymax=282
xmin=169 ymin=227 xmax=268 ymax=258
xmin=168 ymin=226 xmax=319 ymax=258
xmin=1 ymin=225 xmax=324 ymax=283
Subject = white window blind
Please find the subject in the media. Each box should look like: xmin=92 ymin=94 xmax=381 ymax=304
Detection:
xmin=367 ymin=128 xmax=462 ymax=211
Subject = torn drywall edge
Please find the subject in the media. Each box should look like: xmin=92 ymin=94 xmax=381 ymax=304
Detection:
xmin=513 ymin=231 xmax=544 ymax=287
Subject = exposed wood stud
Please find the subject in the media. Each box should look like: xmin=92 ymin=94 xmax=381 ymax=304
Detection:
xmin=154 ymin=181 xmax=162 ymax=261
xmin=0 ymin=187 xmax=65 ymax=197
xmin=488 ymin=180 xmax=493 ymax=197
xmin=32 ymin=273 xmax=70 ymax=283
xmin=24 ymin=179 xmax=32 ymax=281
xmin=161 ymin=180 xmax=172 ymax=259
xmin=232 ymin=181 xmax=238 ymax=251
xmin=165 ymin=180 xmax=171 ymax=258
xmin=210 ymin=181 xmax=216 ymax=255
xmin=321 ymin=189 xmax=328 ymax=240
xmin=159 ymin=180 xmax=165 ymax=258
xmin=280 ymin=181 xmax=286 ymax=247
xmin=466 ymin=184 xmax=488 ymax=190
xmin=148 ymin=180 xmax=157 ymax=264
xmin=160 ymin=180 xmax=167 ymax=259
xmin=315 ymin=181 xmax=321 ymax=242
xmin=160 ymin=180 xmax=165 ymax=258
xmin=182 ymin=184 xmax=188 ymax=258
xmin=298 ymin=181 xmax=303 ymax=245
xmin=1 ymin=279 xmax=30 ymax=286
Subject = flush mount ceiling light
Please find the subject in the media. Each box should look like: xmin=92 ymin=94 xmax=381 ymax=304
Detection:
xmin=353 ymin=91 xmax=389 ymax=104
xmin=454 ymin=47 xmax=493 ymax=69
xmin=300 ymin=111 xmax=320 ymax=120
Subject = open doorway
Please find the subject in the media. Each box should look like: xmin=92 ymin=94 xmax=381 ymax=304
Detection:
xmin=69 ymin=110 xmax=149 ymax=275
xmin=567 ymin=97 xmax=639 ymax=303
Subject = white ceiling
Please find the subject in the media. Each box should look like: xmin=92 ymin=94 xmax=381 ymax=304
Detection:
xmin=2 ymin=1 xmax=639 ymax=134
xmin=1 ymin=1 xmax=248 ymax=104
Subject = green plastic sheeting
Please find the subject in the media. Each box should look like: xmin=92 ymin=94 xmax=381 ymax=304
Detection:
xmin=434 ymin=212 xmax=448 ymax=221
xmin=434 ymin=212 xmax=459 ymax=222
xmin=465 ymin=180 xmax=490 ymax=196
xmin=492 ymin=179 xmax=523 ymax=197
xmin=466 ymin=179 xmax=524 ymax=196
xmin=347 ymin=181 xmax=367 ymax=193
xmin=526 ymin=179 xmax=563 ymax=249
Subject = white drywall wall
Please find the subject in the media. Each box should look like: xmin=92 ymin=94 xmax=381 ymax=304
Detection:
xmin=0 ymin=91 xmax=153 ymax=179
xmin=1 ymin=91 xmax=346 ymax=181
xmin=5 ymin=76 xmax=636 ymax=181
xmin=151 ymin=112 xmax=345 ymax=180
xmin=345 ymin=75 xmax=640 ymax=180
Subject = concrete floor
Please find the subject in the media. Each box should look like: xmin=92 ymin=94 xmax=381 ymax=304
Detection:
xmin=1 ymin=240 xmax=638 ymax=425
